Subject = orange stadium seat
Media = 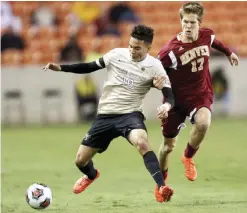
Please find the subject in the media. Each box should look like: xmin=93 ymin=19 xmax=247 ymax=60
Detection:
xmin=238 ymin=46 xmax=247 ymax=56
xmin=119 ymin=22 xmax=136 ymax=36
xmin=96 ymin=1 xmax=117 ymax=10
xmin=58 ymin=23 xmax=72 ymax=39
xmin=23 ymin=50 xmax=45 ymax=64
xmin=56 ymin=2 xmax=72 ymax=18
xmin=49 ymin=2 xmax=62 ymax=12
xmin=43 ymin=51 xmax=59 ymax=62
xmin=100 ymin=35 xmax=121 ymax=53
xmin=7 ymin=1 xmax=247 ymax=65
xmin=119 ymin=34 xmax=130 ymax=47
xmin=47 ymin=39 xmax=61 ymax=51
xmin=78 ymin=24 xmax=97 ymax=38
xmin=37 ymin=27 xmax=57 ymax=39
xmin=78 ymin=36 xmax=97 ymax=53
xmin=21 ymin=27 xmax=39 ymax=43
xmin=11 ymin=2 xmax=36 ymax=17
xmin=2 ymin=50 xmax=23 ymax=65
xmin=56 ymin=36 xmax=69 ymax=50
xmin=11 ymin=2 xmax=25 ymax=16
xmin=22 ymin=50 xmax=33 ymax=64
xmin=21 ymin=16 xmax=32 ymax=28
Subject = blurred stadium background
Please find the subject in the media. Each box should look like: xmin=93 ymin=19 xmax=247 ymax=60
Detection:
xmin=1 ymin=1 xmax=247 ymax=213
xmin=1 ymin=1 xmax=247 ymax=64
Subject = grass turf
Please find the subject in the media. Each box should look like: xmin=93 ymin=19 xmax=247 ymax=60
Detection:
xmin=2 ymin=118 xmax=247 ymax=213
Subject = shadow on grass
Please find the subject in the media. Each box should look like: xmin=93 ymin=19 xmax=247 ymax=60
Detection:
xmin=173 ymin=200 xmax=247 ymax=207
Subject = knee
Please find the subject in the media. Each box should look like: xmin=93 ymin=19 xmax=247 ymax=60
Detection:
xmin=161 ymin=140 xmax=176 ymax=154
xmin=164 ymin=143 xmax=175 ymax=154
xmin=135 ymin=136 xmax=150 ymax=154
xmin=195 ymin=109 xmax=211 ymax=132
xmin=196 ymin=120 xmax=210 ymax=133
xmin=75 ymin=153 xmax=88 ymax=167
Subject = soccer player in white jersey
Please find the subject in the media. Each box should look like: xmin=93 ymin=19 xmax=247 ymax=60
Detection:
xmin=43 ymin=25 xmax=174 ymax=202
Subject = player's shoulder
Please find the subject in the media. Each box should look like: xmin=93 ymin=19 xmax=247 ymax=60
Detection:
xmin=104 ymin=48 xmax=129 ymax=60
xmin=138 ymin=54 xmax=161 ymax=68
xmin=158 ymin=35 xmax=180 ymax=58
xmin=149 ymin=54 xmax=163 ymax=68
xmin=200 ymin=27 xmax=215 ymax=36
xmin=108 ymin=48 xmax=128 ymax=56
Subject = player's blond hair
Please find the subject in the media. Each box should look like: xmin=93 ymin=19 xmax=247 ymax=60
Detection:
xmin=179 ymin=2 xmax=204 ymax=23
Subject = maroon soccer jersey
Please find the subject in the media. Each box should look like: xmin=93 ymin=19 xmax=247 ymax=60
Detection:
xmin=158 ymin=28 xmax=216 ymax=105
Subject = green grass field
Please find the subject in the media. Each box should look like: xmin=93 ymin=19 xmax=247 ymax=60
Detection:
xmin=2 ymin=118 xmax=247 ymax=213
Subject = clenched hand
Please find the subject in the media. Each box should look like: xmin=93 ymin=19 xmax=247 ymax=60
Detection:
xmin=228 ymin=52 xmax=239 ymax=66
xmin=43 ymin=62 xmax=61 ymax=71
xmin=157 ymin=104 xmax=170 ymax=120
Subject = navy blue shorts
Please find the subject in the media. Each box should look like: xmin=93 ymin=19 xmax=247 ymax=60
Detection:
xmin=82 ymin=111 xmax=146 ymax=153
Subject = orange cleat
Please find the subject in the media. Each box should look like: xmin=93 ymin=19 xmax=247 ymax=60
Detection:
xmin=154 ymin=185 xmax=174 ymax=202
xmin=73 ymin=170 xmax=100 ymax=194
xmin=181 ymin=155 xmax=197 ymax=181
xmin=154 ymin=185 xmax=164 ymax=202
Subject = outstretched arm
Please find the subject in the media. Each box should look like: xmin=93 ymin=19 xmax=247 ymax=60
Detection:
xmin=43 ymin=58 xmax=106 ymax=74
xmin=212 ymin=39 xmax=239 ymax=66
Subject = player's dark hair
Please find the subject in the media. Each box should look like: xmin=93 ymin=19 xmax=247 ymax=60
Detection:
xmin=131 ymin=24 xmax=154 ymax=44
xmin=180 ymin=2 xmax=204 ymax=23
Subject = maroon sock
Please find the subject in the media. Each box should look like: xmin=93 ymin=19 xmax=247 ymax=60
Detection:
xmin=162 ymin=169 xmax=168 ymax=184
xmin=184 ymin=143 xmax=199 ymax=158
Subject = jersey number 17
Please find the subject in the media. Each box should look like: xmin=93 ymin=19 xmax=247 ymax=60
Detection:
xmin=191 ymin=57 xmax=204 ymax=72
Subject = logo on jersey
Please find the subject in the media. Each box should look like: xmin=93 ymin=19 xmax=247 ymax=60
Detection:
xmin=84 ymin=133 xmax=91 ymax=141
xmin=122 ymin=76 xmax=134 ymax=88
xmin=179 ymin=47 xmax=184 ymax=51
xmin=180 ymin=45 xmax=209 ymax=65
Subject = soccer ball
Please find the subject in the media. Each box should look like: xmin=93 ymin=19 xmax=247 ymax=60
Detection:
xmin=26 ymin=183 xmax=52 ymax=209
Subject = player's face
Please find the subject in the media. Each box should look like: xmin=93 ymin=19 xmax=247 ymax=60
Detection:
xmin=128 ymin=37 xmax=150 ymax=62
xmin=181 ymin=13 xmax=200 ymax=41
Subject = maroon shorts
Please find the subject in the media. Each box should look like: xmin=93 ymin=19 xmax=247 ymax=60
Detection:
xmin=162 ymin=96 xmax=213 ymax=138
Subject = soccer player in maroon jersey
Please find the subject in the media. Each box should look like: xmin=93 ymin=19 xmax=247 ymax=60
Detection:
xmin=154 ymin=2 xmax=239 ymax=201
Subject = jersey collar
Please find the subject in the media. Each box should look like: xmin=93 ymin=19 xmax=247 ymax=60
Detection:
xmin=135 ymin=54 xmax=153 ymax=67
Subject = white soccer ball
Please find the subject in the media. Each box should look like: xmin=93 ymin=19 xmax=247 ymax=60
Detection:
xmin=26 ymin=183 xmax=52 ymax=209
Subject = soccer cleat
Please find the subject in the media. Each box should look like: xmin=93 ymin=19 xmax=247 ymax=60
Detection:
xmin=154 ymin=170 xmax=170 ymax=202
xmin=154 ymin=185 xmax=164 ymax=202
xmin=154 ymin=185 xmax=174 ymax=202
xmin=73 ymin=170 xmax=100 ymax=194
xmin=181 ymin=155 xmax=197 ymax=181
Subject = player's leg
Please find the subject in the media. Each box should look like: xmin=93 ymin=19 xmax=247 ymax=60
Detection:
xmin=159 ymin=107 xmax=186 ymax=181
xmin=117 ymin=112 xmax=173 ymax=202
xmin=73 ymin=145 xmax=100 ymax=194
xmin=127 ymin=128 xmax=173 ymax=202
xmin=182 ymin=106 xmax=211 ymax=181
xmin=188 ymin=107 xmax=211 ymax=149
xmin=158 ymin=137 xmax=177 ymax=181
xmin=117 ymin=112 xmax=164 ymax=187
xmin=73 ymin=115 xmax=119 ymax=193
xmin=128 ymin=129 xmax=163 ymax=183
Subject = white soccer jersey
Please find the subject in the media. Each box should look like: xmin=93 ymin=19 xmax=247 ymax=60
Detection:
xmin=97 ymin=48 xmax=171 ymax=114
